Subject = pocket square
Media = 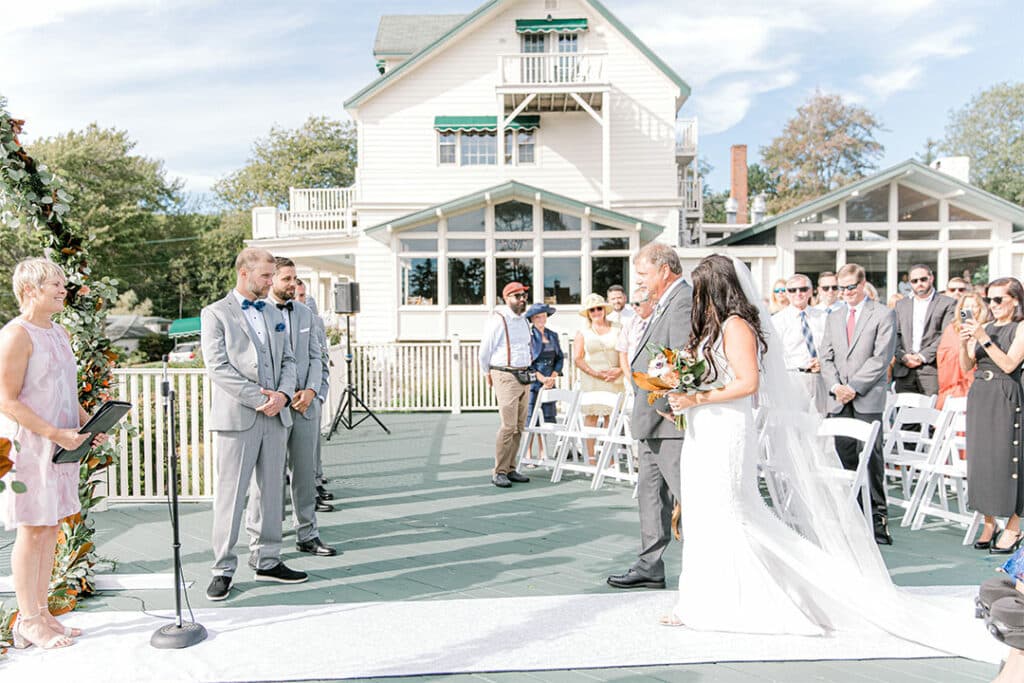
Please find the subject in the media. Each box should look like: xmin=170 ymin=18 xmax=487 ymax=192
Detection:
xmin=275 ymin=322 xmax=286 ymax=332
xmin=300 ymin=327 xmax=311 ymax=333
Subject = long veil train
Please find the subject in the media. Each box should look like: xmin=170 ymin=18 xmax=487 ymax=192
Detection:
xmin=727 ymin=255 xmax=998 ymax=662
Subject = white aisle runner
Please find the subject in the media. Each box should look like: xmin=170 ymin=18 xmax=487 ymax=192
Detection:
xmin=2 ymin=587 xmax=1000 ymax=682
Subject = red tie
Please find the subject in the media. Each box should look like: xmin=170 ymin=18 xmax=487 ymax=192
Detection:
xmin=846 ymin=307 xmax=857 ymax=345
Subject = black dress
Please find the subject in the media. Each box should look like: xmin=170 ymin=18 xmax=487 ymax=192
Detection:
xmin=966 ymin=322 xmax=1024 ymax=517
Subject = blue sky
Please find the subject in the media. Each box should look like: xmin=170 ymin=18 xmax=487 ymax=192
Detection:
xmin=1 ymin=0 xmax=1018 ymax=199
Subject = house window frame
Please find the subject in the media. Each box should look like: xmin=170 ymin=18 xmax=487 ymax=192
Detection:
xmin=439 ymin=128 xmax=539 ymax=167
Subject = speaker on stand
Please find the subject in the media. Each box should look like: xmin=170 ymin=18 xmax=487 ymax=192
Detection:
xmin=326 ymin=282 xmax=389 ymax=437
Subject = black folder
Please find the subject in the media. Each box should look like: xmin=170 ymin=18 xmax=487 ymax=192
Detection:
xmin=51 ymin=400 xmax=132 ymax=464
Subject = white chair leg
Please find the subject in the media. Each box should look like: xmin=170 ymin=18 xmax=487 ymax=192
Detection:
xmin=962 ymin=511 xmax=982 ymax=546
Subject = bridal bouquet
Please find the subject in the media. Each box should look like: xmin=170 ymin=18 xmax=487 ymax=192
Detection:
xmin=632 ymin=345 xmax=723 ymax=430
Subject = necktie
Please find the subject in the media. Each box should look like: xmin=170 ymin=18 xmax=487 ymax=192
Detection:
xmin=799 ymin=310 xmax=817 ymax=359
xmin=241 ymin=299 xmax=265 ymax=311
xmin=846 ymin=307 xmax=857 ymax=345
xmin=276 ymin=301 xmax=294 ymax=311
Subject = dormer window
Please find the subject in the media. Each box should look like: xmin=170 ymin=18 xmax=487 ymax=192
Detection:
xmin=434 ymin=116 xmax=540 ymax=167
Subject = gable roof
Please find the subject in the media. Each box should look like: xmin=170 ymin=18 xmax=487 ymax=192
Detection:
xmin=345 ymin=0 xmax=690 ymax=110
xmin=715 ymin=159 xmax=1024 ymax=246
xmin=363 ymin=180 xmax=666 ymax=244
xmin=373 ymin=14 xmax=465 ymax=57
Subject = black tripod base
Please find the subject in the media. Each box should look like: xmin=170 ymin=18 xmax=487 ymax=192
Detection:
xmin=151 ymin=621 xmax=208 ymax=649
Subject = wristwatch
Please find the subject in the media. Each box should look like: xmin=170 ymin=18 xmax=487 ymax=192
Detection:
xmin=982 ymin=339 xmax=994 ymax=349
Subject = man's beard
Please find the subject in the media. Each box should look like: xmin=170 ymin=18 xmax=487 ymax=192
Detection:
xmin=273 ymin=286 xmax=294 ymax=301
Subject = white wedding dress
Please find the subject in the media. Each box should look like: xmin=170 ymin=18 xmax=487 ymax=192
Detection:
xmin=668 ymin=259 xmax=999 ymax=662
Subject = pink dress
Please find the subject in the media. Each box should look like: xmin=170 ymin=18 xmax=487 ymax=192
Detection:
xmin=0 ymin=318 xmax=81 ymax=529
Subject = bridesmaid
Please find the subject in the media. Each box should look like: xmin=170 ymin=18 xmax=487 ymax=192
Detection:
xmin=0 ymin=258 xmax=107 ymax=649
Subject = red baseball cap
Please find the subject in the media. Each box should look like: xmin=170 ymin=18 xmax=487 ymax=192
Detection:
xmin=502 ymin=282 xmax=529 ymax=299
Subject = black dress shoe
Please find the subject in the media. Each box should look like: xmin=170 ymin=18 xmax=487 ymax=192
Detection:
xmin=990 ymin=530 xmax=1024 ymax=555
xmin=206 ymin=575 xmax=232 ymax=601
xmin=974 ymin=525 xmax=1001 ymax=550
xmin=507 ymin=471 xmax=530 ymax=483
xmin=296 ymin=537 xmax=338 ymax=557
xmin=255 ymin=562 xmax=308 ymax=583
xmin=492 ymin=473 xmax=512 ymax=488
xmin=315 ymin=500 xmax=335 ymax=513
xmin=607 ymin=569 xmax=666 ymax=589
xmin=873 ymin=517 xmax=893 ymax=545
xmin=316 ymin=485 xmax=335 ymax=501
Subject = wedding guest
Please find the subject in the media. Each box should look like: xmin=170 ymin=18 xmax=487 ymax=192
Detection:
xmin=246 ymin=258 xmax=336 ymax=557
xmin=815 ymin=272 xmax=841 ymax=313
xmin=864 ymin=281 xmax=879 ymax=302
xmin=771 ymin=274 xmax=827 ymax=414
xmin=820 ymin=263 xmax=897 ymax=545
xmin=618 ymin=288 xmax=655 ymax=379
xmin=769 ymin=278 xmax=789 ymax=314
xmin=606 ymin=284 xmax=634 ymax=325
xmin=946 ymin=277 xmax=970 ymax=301
xmin=959 ymin=277 xmax=1024 ymax=553
xmin=296 ymin=280 xmax=333 ymax=502
xmin=202 ymin=248 xmax=305 ymax=602
xmin=887 ymin=293 xmax=904 ymax=309
xmin=607 ymin=243 xmax=691 ymax=591
xmin=526 ymin=303 xmax=563 ymax=427
xmin=893 ymin=264 xmax=956 ymax=397
xmin=0 ymin=258 xmax=108 ymax=648
xmin=574 ymin=293 xmax=624 ymax=464
xmin=898 ymin=273 xmax=913 ymax=297
xmin=936 ymin=292 xmax=987 ymax=409
xmin=479 ymin=282 xmax=533 ymax=489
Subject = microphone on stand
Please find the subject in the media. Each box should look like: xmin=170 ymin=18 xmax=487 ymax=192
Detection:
xmin=151 ymin=355 xmax=207 ymax=649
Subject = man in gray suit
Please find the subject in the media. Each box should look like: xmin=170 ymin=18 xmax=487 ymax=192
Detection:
xmin=607 ymin=243 xmax=692 ymax=589
xmin=296 ymin=280 xmax=334 ymax=503
xmin=820 ymin=263 xmax=898 ymax=545
xmin=248 ymin=258 xmax=337 ymax=556
xmin=201 ymin=248 xmax=307 ymax=601
xmin=893 ymin=264 xmax=956 ymax=396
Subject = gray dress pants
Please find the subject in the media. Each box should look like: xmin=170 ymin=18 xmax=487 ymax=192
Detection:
xmin=632 ymin=437 xmax=683 ymax=579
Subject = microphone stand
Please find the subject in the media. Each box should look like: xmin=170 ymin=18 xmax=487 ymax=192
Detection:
xmin=151 ymin=356 xmax=207 ymax=649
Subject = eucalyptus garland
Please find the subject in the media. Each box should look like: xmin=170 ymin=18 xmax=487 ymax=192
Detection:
xmin=1 ymin=96 xmax=120 ymax=614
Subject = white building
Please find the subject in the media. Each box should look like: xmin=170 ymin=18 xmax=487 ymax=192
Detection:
xmin=250 ymin=0 xmax=699 ymax=342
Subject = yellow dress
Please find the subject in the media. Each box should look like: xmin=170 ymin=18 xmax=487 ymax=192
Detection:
xmin=579 ymin=323 xmax=625 ymax=416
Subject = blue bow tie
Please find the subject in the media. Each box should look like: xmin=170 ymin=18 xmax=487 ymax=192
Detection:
xmin=241 ymin=299 xmax=265 ymax=311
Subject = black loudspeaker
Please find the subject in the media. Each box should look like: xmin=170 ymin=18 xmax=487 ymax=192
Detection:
xmin=333 ymin=282 xmax=360 ymax=314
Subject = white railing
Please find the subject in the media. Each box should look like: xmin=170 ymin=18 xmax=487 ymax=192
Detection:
xmin=251 ymin=186 xmax=358 ymax=238
xmin=278 ymin=208 xmax=357 ymax=234
xmin=498 ymin=52 xmax=606 ymax=87
xmin=106 ymin=337 xmax=583 ymax=502
xmin=289 ymin=187 xmax=355 ymax=213
xmin=676 ymin=118 xmax=698 ymax=157
xmin=681 ymin=175 xmax=702 ymax=215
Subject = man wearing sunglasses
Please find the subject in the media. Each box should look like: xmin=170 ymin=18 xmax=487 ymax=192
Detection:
xmin=945 ymin=277 xmax=969 ymax=301
xmin=771 ymin=274 xmax=828 ymax=414
xmin=814 ymin=272 xmax=842 ymax=314
xmin=893 ymin=264 xmax=956 ymax=397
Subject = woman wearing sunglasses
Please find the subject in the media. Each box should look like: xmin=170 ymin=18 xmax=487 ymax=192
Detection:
xmin=768 ymin=278 xmax=789 ymax=314
xmin=960 ymin=278 xmax=1024 ymax=552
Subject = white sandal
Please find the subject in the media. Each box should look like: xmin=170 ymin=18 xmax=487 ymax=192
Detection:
xmin=12 ymin=613 xmax=74 ymax=650
xmin=41 ymin=604 xmax=82 ymax=637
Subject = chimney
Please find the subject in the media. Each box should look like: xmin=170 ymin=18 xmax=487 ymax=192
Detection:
xmin=730 ymin=144 xmax=748 ymax=224
xmin=751 ymin=194 xmax=767 ymax=223
xmin=930 ymin=156 xmax=970 ymax=184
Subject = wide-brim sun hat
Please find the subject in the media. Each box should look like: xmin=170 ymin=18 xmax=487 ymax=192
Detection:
xmin=579 ymin=293 xmax=613 ymax=318
xmin=526 ymin=303 xmax=556 ymax=320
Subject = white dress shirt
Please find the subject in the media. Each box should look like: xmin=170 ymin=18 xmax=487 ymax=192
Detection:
xmin=233 ymin=289 xmax=267 ymax=344
xmin=771 ymin=305 xmax=826 ymax=370
xmin=609 ymin=305 xmax=636 ymax=326
xmin=479 ymin=306 xmax=533 ymax=372
xmin=911 ymin=290 xmax=935 ymax=353
xmin=267 ymin=294 xmax=292 ymax=338
xmin=616 ymin=313 xmax=652 ymax=360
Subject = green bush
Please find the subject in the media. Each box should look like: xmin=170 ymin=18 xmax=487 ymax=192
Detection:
xmin=138 ymin=333 xmax=175 ymax=361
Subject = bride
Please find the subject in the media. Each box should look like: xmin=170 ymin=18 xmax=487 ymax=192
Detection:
xmin=661 ymin=254 xmax=997 ymax=660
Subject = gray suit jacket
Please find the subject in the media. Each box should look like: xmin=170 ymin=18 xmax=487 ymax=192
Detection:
xmin=630 ymin=279 xmax=694 ymax=440
xmin=201 ymin=293 xmax=297 ymax=431
xmin=893 ymin=293 xmax=956 ymax=376
xmin=272 ymin=300 xmax=323 ymax=421
xmin=820 ymin=298 xmax=897 ymax=415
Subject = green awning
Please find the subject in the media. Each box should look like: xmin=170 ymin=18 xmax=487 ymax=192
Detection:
xmin=168 ymin=317 xmax=201 ymax=339
xmin=433 ymin=115 xmax=541 ymax=133
xmin=515 ymin=18 xmax=588 ymax=33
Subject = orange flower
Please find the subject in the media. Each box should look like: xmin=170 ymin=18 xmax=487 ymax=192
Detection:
xmin=78 ymin=285 xmax=91 ymax=297
xmin=0 ymin=438 xmax=12 ymax=479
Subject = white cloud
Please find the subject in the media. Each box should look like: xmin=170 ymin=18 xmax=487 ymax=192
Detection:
xmin=854 ymin=24 xmax=975 ymax=101
xmin=860 ymin=66 xmax=924 ymax=100
xmin=0 ymin=0 xmax=160 ymax=35
xmin=695 ymin=71 xmax=800 ymax=135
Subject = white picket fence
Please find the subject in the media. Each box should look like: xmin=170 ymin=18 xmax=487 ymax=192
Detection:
xmin=104 ymin=336 xmax=580 ymax=502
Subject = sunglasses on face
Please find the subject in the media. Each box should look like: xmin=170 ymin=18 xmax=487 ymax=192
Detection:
xmin=948 ymin=287 xmax=967 ymax=293
xmin=507 ymin=292 xmax=527 ymax=299
xmin=630 ymin=302 xmax=643 ymax=307
xmin=819 ymin=285 xmax=839 ymax=291
xmin=773 ymin=288 xmax=786 ymax=294
xmin=910 ymin=277 xmax=931 ymax=284
xmin=589 ymin=306 xmax=604 ymax=313
xmin=983 ymin=296 xmax=1012 ymax=305
xmin=786 ymin=286 xmax=811 ymax=294
xmin=837 ymin=284 xmax=860 ymax=292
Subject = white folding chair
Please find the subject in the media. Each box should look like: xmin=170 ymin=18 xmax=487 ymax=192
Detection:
xmin=817 ymin=417 xmax=882 ymax=529
xmin=590 ymin=403 xmax=639 ymax=490
xmin=882 ymin=406 xmax=946 ymax=512
xmin=514 ymin=383 xmax=581 ymax=472
xmin=882 ymin=392 xmax=937 ymax=429
xmin=550 ymin=391 xmax=624 ymax=483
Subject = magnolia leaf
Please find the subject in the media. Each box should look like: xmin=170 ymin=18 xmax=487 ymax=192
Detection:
xmin=10 ymin=481 xmax=26 ymax=494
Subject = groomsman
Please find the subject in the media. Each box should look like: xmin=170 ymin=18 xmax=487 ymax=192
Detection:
xmin=607 ymin=243 xmax=691 ymax=590
xmin=820 ymin=263 xmax=897 ymax=545
xmin=893 ymin=264 xmax=956 ymax=396
xmin=772 ymin=274 xmax=827 ymax=415
xmin=249 ymin=258 xmax=337 ymax=556
xmin=296 ymin=279 xmax=334 ymax=503
xmin=201 ymin=248 xmax=306 ymax=601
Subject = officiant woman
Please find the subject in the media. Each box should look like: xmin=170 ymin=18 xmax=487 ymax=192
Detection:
xmin=0 ymin=257 xmax=107 ymax=649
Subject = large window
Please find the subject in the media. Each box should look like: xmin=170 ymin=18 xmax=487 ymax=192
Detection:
xmin=897 ymin=250 xmax=937 ymax=288
xmin=543 ymin=208 xmax=581 ymax=231
xmin=797 ymin=205 xmax=839 ymax=224
xmin=949 ymin=250 xmax=989 ymax=286
xmin=846 ymin=251 xmax=888 ymax=301
xmin=495 ymin=201 xmax=533 ymax=232
xmin=950 ymin=204 xmax=986 ymax=222
xmin=592 ymin=256 xmax=628 ymax=300
xmin=401 ymin=257 xmax=438 ymax=306
xmin=496 ymin=258 xmax=533 ymax=300
xmin=898 ymin=185 xmax=939 ymax=222
xmin=544 ymin=257 xmax=581 ymax=304
xmin=460 ymin=131 xmax=496 ymax=166
xmin=794 ymin=251 xmax=837 ymax=285
xmin=447 ymin=208 xmax=485 ymax=232
xmin=847 ymin=186 xmax=889 ymax=222
xmin=448 ymin=257 xmax=486 ymax=305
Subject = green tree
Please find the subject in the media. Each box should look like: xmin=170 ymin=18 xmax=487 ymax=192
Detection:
xmin=941 ymin=82 xmax=1024 ymax=206
xmin=918 ymin=137 xmax=941 ymax=165
xmin=214 ymin=116 xmax=357 ymax=210
xmin=761 ymin=91 xmax=884 ymax=211
xmin=746 ymin=162 xmax=779 ymax=200
xmin=167 ymin=211 xmax=248 ymax=316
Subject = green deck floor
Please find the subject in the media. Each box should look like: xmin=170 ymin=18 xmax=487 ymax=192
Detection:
xmin=0 ymin=412 xmax=1007 ymax=681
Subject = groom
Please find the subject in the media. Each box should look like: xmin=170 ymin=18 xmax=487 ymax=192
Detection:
xmin=607 ymin=243 xmax=692 ymax=589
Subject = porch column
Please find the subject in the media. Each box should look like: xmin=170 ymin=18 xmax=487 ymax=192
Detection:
xmin=602 ymin=91 xmax=610 ymax=208
xmin=497 ymin=93 xmax=505 ymax=172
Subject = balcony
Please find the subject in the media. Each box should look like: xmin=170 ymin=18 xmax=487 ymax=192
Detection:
xmin=498 ymin=52 xmax=608 ymax=112
xmin=676 ymin=117 xmax=697 ymax=162
xmin=681 ymin=175 xmax=702 ymax=218
xmin=251 ymin=187 xmax=358 ymax=239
